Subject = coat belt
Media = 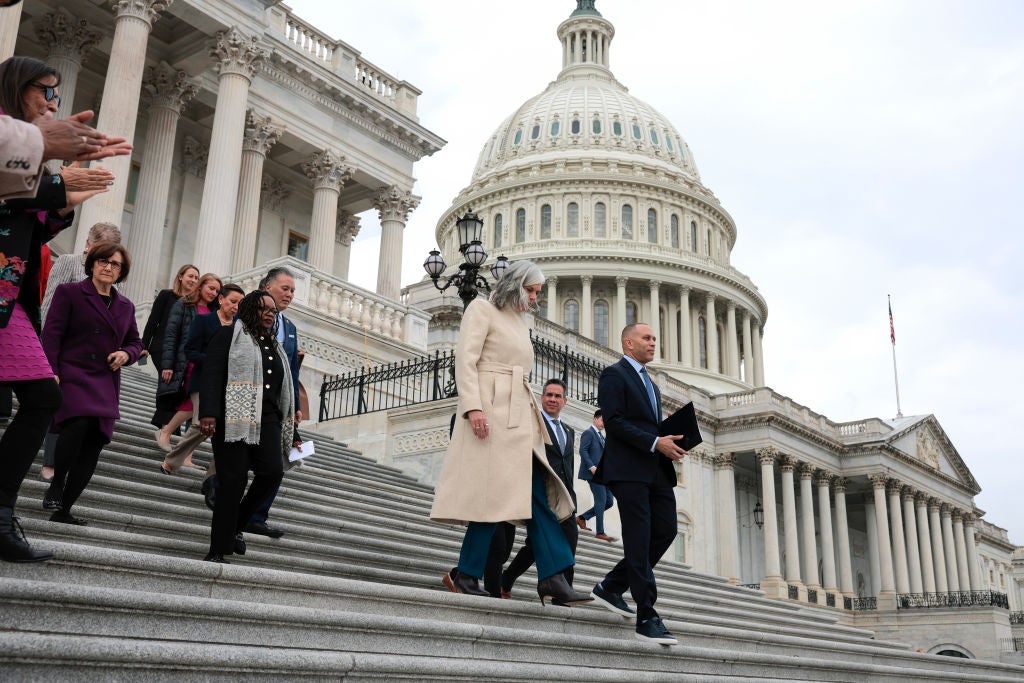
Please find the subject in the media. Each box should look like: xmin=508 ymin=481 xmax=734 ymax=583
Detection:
xmin=476 ymin=362 xmax=526 ymax=428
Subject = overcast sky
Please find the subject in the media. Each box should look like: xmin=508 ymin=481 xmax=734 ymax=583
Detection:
xmin=286 ymin=0 xmax=1024 ymax=546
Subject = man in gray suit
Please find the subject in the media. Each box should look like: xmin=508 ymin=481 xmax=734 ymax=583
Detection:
xmin=500 ymin=378 xmax=580 ymax=599
xmin=577 ymin=409 xmax=616 ymax=541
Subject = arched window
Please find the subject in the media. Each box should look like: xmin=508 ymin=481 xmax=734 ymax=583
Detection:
xmin=594 ymin=202 xmax=607 ymax=237
xmin=541 ymin=204 xmax=552 ymax=239
xmin=567 ymin=202 xmax=579 ymax=237
xmin=649 ymin=128 xmax=659 ymax=145
xmin=666 ymin=134 xmax=674 ymax=152
xmin=531 ymin=124 xmax=540 ymax=140
xmin=571 ymin=118 xmax=581 ymax=135
xmin=538 ymin=299 xmax=548 ymax=320
xmin=592 ymin=118 xmax=602 ymax=134
xmin=717 ymin=322 xmax=727 ymax=372
xmin=513 ymin=128 xmax=523 ymax=145
xmin=594 ymin=300 xmax=609 ymax=347
xmin=621 ymin=204 xmax=633 ymax=239
xmin=659 ymin=307 xmax=667 ymax=358
xmin=516 ymin=208 xmax=526 ymax=243
xmin=626 ymin=301 xmax=638 ymax=326
xmin=690 ymin=220 xmax=698 ymax=252
xmin=647 ymin=208 xmax=657 ymax=243
xmin=550 ymin=120 xmax=560 ymax=136
xmin=698 ymin=315 xmax=708 ymax=368
xmin=613 ymin=120 xmax=623 ymax=137
xmin=632 ymin=123 xmax=642 ymax=140
xmin=670 ymin=215 xmax=679 ymax=248
xmin=705 ymin=229 xmax=711 ymax=256
xmin=493 ymin=214 xmax=503 ymax=248
xmin=564 ymin=300 xmax=579 ymax=332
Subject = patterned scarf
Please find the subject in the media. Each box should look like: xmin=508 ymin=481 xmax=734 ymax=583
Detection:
xmin=223 ymin=322 xmax=295 ymax=463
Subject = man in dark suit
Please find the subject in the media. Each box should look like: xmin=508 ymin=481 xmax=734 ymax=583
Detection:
xmin=577 ymin=409 xmax=615 ymax=541
xmin=591 ymin=323 xmax=687 ymax=645
xmin=500 ymin=379 xmax=580 ymax=599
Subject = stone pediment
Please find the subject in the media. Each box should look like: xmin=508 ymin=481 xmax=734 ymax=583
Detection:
xmin=886 ymin=416 xmax=980 ymax=493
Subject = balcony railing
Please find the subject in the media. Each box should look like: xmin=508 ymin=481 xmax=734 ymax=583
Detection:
xmin=843 ymin=596 xmax=877 ymax=611
xmin=897 ymin=591 xmax=1009 ymax=610
xmin=1001 ymin=638 xmax=1024 ymax=652
xmin=1011 ymin=611 xmax=1024 ymax=625
xmin=787 ymin=585 xmax=798 ymax=600
xmin=807 ymin=588 xmax=818 ymax=604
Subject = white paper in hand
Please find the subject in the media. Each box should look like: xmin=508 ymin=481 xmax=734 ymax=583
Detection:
xmin=288 ymin=440 xmax=315 ymax=462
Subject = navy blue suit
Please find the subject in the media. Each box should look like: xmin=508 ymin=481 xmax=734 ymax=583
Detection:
xmin=595 ymin=357 xmax=677 ymax=623
xmin=578 ymin=425 xmax=615 ymax=534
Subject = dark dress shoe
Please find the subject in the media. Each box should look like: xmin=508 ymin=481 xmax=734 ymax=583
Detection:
xmin=233 ymin=533 xmax=246 ymax=556
xmin=49 ymin=510 xmax=87 ymax=526
xmin=0 ymin=509 xmax=53 ymax=563
xmin=203 ymin=552 xmax=230 ymax=563
xmin=442 ymin=568 xmax=489 ymax=596
xmin=591 ymin=582 xmax=635 ymax=617
xmin=159 ymin=463 xmax=174 ymax=475
xmin=635 ymin=615 xmax=677 ymax=645
xmin=538 ymin=572 xmax=594 ymax=606
xmin=244 ymin=521 xmax=284 ymax=538
xmin=201 ymin=479 xmax=216 ymax=511
xmin=42 ymin=497 xmax=62 ymax=511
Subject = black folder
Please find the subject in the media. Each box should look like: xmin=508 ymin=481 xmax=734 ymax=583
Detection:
xmin=659 ymin=402 xmax=702 ymax=451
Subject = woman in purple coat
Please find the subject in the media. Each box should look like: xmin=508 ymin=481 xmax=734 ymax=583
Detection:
xmin=41 ymin=242 xmax=142 ymax=525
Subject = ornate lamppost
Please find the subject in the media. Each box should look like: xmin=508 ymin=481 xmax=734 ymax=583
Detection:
xmin=423 ymin=209 xmax=509 ymax=309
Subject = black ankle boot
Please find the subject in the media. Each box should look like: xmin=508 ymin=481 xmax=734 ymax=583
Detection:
xmin=0 ymin=506 xmax=53 ymax=563
xmin=538 ymin=572 xmax=594 ymax=606
xmin=442 ymin=568 xmax=489 ymax=596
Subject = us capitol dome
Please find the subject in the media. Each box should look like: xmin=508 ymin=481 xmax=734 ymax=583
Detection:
xmin=415 ymin=0 xmax=768 ymax=394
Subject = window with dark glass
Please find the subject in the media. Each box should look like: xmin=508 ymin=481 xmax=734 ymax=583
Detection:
xmin=531 ymin=124 xmax=540 ymax=140
xmin=670 ymin=215 xmax=679 ymax=248
xmin=551 ymin=120 xmax=560 ymax=136
xmin=592 ymin=118 xmax=602 ymax=134
xmin=706 ymin=229 xmax=711 ymax=255
xmin=690 ymin=220 xmax=698 ymax=252
xmin=698 ymin=316 xmax=707 ymax=368
xmin=567 ymin=202 xmax=579 ymax=237
xmin=541 ymin=204 xmax=552 ymax=239
xmin=564 ymin=300 xmax=579 ymax=332
xmin=647 ymin=208 xmax=657 ymax=243
xmin=666 ymin=134 xmax=674 ymax=152
xmin=514 ymin=129 xmax=523 ymax=145
xmin=516 ymin=208 xmax=526 ymax=243
xmin=613 ymin=120 xmax=623 ymax=136
xmin=621 ymin=204 xmax=633 ymax=239
xmin=626 ymin=301 xmax=638 ymax=326
xmin=594 ymin=300 xmax=609 ymax=347
xmin=594 ymin=202 xmax=606 ymax=237
xmin=288 ymin=232 xmax=308 ymax=262
xmin=632 ymin=123 xmax=642 ymax=140
xmin=539 ymin=300 xmax=548 ymax=320
xmin=571 ymin=119 xmax=581 ymax=135
xmin=650 ymin=128 xmax=659 ymax=145
xmin=493 ymin=214 xmax=503 ymax=248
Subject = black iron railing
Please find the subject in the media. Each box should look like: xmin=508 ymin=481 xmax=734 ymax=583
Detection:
xmin=826 ymin=593 xmax=836 ymax=608
xmin=897 ymin=591 xmax=1009 ymax=610
xmin=1001 ymin=638 xmax=1024 ymax=652
xmin=740 ymin=583 xmax=761 ymax=590
xmin=807 ymin=588 xmax=818 ymax=604
xmin=843 ymin=596 xmax=877 ymax=611
xmin=787 ymin=585 xmax=798 ymax=600
xmin=318 ymin=333 xmax=608 ymax=421
xmin=1011 ymin=611 xmax=1024 ymax=625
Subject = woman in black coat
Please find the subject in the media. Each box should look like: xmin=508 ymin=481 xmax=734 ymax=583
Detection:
xmin=142 ymin=264 xmax=198 ymax=430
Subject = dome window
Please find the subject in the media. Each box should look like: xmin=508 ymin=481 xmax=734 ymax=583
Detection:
xmin=592 ymin=118 xmax=602 ymax=135
xmin=564 ymin=300 xmax=580 ymax=333
xmin=513 ymin=128 xmax=523 ymax=145
xmin=516 ymin=208 xmax=526 ymax=243
xmin=493 ymin=214 xmax=503 ymax=248
xmin=567 ymin=202 xmax=579 ymax=237
xmin=541 ymin=204 xmax=552 ymax=239
xmin=613 ymin=120 xmax=623 ymax=136
xmin=670 ymin=215 xmax=679 ymax=248
xmin=531 ymin=124 xmax=540 ymax=140
xmin=550 ymin=120 xmax=560 ymax=136
xmin=594 ymin=300 xmax=609 ymax=346
xmin=594 ymin=202 xmax=607 ymax=237
xmin=632 ymin=123 xmax=642 ymax=140
xmin=647 ymin=208 xmax=657 ymax=243
xmin=649 ymin=128 xmax=659 ymax=145
xmin=689 ymin=221 xmax=698 ymax=252
xmin=626 ymin=301 xmax=638 ymax=326
xmin=571 ymin=119 xmax=581 ymax=135
xmin=621 ymin=204 xmax=633 ymax=240
xmin=665 ymin=134 xmax=674 ymax=152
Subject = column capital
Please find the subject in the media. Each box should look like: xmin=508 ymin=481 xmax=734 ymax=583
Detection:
xmin=779 ymin=454 xmax=798 ymax=473
xmin=580 ymin=274 xmax=594 ymax=286
xmin=951 ymin=508 xmax=964 ymax=523
xmin=648 ymin=279 xmax=661 ymax=292
xmin=335 ymin=210 xmax=361 ymax=246
xmin=260 ymin=175 xmax=291 ymax=212
xmin=868 ymin=472 xmax=888 ymax=489
xmin=546 ymin=275 xmax=559 ymax=287
xmin=915 ymin=491 xmax=930 ymax=507
xmin=902 ymin=486 xmax=917 ymax=501
xmin=705 ymin=291 xmax=716 ymax=305
xmin=833 ymin=476 xmax=848 ymax=493
xmin=814 ymin=470 xmax=833 ymax=487
xmin=886 ymin=478 xmax=903 ymax=495
xmin=113 ymin=0 xmax=172 ymax=27
xmin=799 ymin=463 xmax=816 ymax=481
xmin=373 ymin=185 xmax=420 ymax=223
xmin=940 ymin=502 xmax=953 ymax=517
xmin=143 ymin=63 xmax=197 ymax=114
xmin=35 ymin=12 xmax=102 ymax=62
xmin=615 ymin=275 xmax=629 ymax=287
xmin=211 ymin=26 xmax=267 ymax=80
xmin=181 ymin=135 xmax=208 ymax=178
xmin=242 ymin=110 xmax=284 ymax=155
xmin=713 ymin=452 xmax=735 ymax=470
xmin=755 ymin=445 xmax=778 ymax=465
xmin=928 ymin=497 xmax=942 ymax=512
xmin=963 ymin=512 xmax=976 ymax=526
xmin=679 ymin=284 xmax=691 ymax=296
xmin=726 ymin=299 xmax=737 ymax=312
xmin=303 ymin=149 xmax=352 ymax=192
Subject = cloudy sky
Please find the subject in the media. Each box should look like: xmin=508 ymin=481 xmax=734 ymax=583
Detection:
xmin=286 ymin=0 xmax=1024 ymax=545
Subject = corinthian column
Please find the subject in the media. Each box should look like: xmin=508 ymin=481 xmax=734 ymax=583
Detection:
xmin=940 ymin=504 xmax=960 ymax=592
xmin=76 ymin=0 xmax=172 ymax=248
xmin=741 ymin=311 xmax=754 ymax=383
xmin=869 ymin=474 xmax=897 ymax=609
xmin=752 ymin=320 xmax=765 ymax=386
xmin=36 ymin=12 xmax=102 ymax=119
xmin=963 ymin=514 xmax=982 ymax=590
xmin=232 ymin=111 xmax=283 ymax=273
xmin=833 ymin=478 xmax=855 ymax=596
xmin=0 ymin=3 xmax=23 ymax=62
xmin=756 ymin=447 xmax=785 ymax=598
xmin=798 ymin=465 xmax=821 ymax=598
xmin=887 ymin=479 xmax=910 ymax=594
xmin=374 ymin=185 xmax=420 ymax=300
xmin=192 ymin=27 xmax=266 ymax=275
xmin=705 ymin=293 xmax=719 ymax=372
xmin=334 ymin=211 xmax=361 ymax=281
xmin=916 ymin=493 xmax=937 ymax=593
xmin=952 ymin=510 xmax=971 ymax=592
xmin=303 ymin=149 xmax=352 ymax=273
xmin=679 ymin=286 xmax=692 ymax=366
xmin=615 ymin=276 xmax=627 ymax=332
xmin=929 ymin=499 xmax=948 ymax=593
xmin=581 ymin=275 xmax=593 ymax=339
xmin=902 ymin=489 xmax=924 ymax=594
xmin=649 ymin=280 xmax=661 ymax=352
xmin=123 ymin=64 xmax=196 ymax=305
xmin=725 ymin=300 xmax=738 ymax=378
xmin=815 ymin=471 xmax=837 ymax=593
xmin=714 ymin=453 xmax=740 ymax=583
xmin=779 ymin=456 xmax=802 ymax=592
xmin=547 ymin=276 xmax=560 ymax=325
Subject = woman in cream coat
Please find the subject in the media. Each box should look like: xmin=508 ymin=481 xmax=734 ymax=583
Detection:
xmin=431 ymin=260 xmax=592 ymax=607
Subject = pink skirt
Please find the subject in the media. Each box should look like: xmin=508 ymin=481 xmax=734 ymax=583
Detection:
xmin=175 ymin=362 xmax=195 ymax=411
xmin=0 ymin=303 xmax=54 ymax=382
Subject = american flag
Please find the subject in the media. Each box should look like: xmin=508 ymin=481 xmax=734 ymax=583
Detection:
xmin=888 ymin=298 xmax=896 ymax=345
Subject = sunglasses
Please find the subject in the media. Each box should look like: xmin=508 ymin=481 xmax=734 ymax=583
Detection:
xmin=28 ymin=83 xmax=61 ymax=107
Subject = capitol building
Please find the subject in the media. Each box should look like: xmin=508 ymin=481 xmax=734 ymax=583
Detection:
xmin=3 ymin=0 xmax=1022 ymax=671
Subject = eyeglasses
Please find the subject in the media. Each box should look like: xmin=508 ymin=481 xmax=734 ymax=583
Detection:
xmin=96 ymin=258 xmax=123 ymax=271
xmin=28 ymin=83 xmax=61 ymax=107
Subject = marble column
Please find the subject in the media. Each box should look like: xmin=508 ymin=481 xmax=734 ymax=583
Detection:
xmin=36 ymin=12 xmax=102 ymax=119
xmin=833 ymin=478 xmax=855 ymax=596
xmin=741 ymin=311 xmax=754 ymax=384
xmin=122 ymin=64 xmax=196 ymax=305
xmin=798 ymin=464 xmax=821 ymax=596
xmin=815 ymin=471 xmax=838 ymax=593
xmin=915 ymin=493 xmax=937 ymax=593
xmin=303 ymin=149 xmax=351 ymax=273
xmin=334 ymin=211 xmax=361 ymax=281
xmin=232 ymin=111 xmax=283 ymax=273
xmin=547 ymin=276 xmax=560 ymax=325
xmin=902 ymin=489 xmax=924 ymax=594
xmin=192 ymin=27 xmax=266 ymax=274
xmin=964 ymin=514 xmax=982 ymax=590
xmin=581 ymin=275 xmax=593 ymax=339
xmin=940 ymin=504 xmax=961 ymax=592
xmin=705 ymin=293 xmax=719 ymax=373
xmin=779 ymin=456 xmax=802 ymax=591
xmin=752 ymin=320 xmax=765 ymax=386
xmin=865 ymin=502 xmax=881 ymax=596
xmin=952 ymin=510 xmax=972 ymax=593
xmin=0 ymin=2 xmax=22 ymax=62
xmin=375 ymin=185 xmax=420 ymax=300
xmin=756 ymin=447 xmax=785 ymax=597
xmin=887 ymin=479 xmax=911 ymax=594
xmin=679 ymin=286 xmax=692 ymax=366
xmin=649 ymin=280 xmax=661 ymax=354
xmin=928 ymin=499 xmax=949 ymax=593
xmin=714 ymin=453 xmax=740 ymax=583
xmin=76 ymin=0 xmax=172 ymax=248
xmin=725 ymin=301 xmax=738 ymax=378
xmin=615 ymin=276 xmax=627 ymax=333
xmin=869 ymin=474 xmax=897 ymax=608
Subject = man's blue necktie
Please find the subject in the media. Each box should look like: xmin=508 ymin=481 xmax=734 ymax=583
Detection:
xmin=640 ymin=367 xmax=658 ymax=416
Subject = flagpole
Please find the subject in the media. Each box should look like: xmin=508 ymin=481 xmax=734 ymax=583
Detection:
xmin=889 ymin=294 xmax=903 ymax=418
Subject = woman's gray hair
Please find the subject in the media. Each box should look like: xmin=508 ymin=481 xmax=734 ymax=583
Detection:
xmin=489 ymin=260 xmax=543 ymax=311
xmin=86 ymin=222 xmax=121 ymax=246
